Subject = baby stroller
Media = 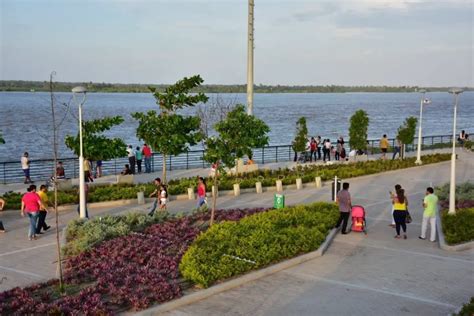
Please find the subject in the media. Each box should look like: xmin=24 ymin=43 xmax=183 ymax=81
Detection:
xmin=297 ymin=151 xmax=311 ymax=163
xmin=351 ymin=205 xmax=367 ymax=234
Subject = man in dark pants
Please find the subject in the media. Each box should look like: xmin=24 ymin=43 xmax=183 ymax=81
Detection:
xmin=335 ymin=182 xmax=352 ymax=234
xmin=148 ymin=178 xmax=162 ymax=216
xmin=36 ymin=185 xmax=51 ymax=234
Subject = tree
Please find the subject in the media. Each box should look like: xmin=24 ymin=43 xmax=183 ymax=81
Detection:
xmin=397 ymin=116 xmax=418 ymax=159
xmin=203 ymin=105 xmax=270 ymax=225
xmin=349 ymin=110 xmax=370 ymax=154
xmin=132 ymin=75 xmax=209 ymax=183
xmin=292 ymin=117 xmax=308 ymax=161
xmin=65 ymin=116 xmax=127 ymax=161
xmin=0 ymin=131 xmax=4 ymax=144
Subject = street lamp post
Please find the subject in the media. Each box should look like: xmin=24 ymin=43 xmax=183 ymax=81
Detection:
xmin=415 ymin=89 xmax=426 ymax=164
xmin=72 ymin=86 xmax=87 ymax=219
xmin=247 ymin=0 xmax=255 ymax=115
xmin=448 ymin=88 xmax=463 ymax=215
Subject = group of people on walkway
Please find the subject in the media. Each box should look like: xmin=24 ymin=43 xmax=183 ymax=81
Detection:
xmin=20 ymin=184 xmax=51 ymax=240
xmin=147 ymin=177 xmax=169 ymax=216
xmin=296 ymin=136 xmax=348 ymax=163
xmin=125 ymin=144 xmax=153 ymax=175
xmin=335 ymin=182 xmax=439 ymax=242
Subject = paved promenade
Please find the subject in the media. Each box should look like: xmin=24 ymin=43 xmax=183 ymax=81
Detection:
xmin=0 ymin=150 xmax=472 ymax=316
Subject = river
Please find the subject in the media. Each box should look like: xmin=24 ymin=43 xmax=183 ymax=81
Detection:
xmin=0 ymin=91 xmax=472 ymax=161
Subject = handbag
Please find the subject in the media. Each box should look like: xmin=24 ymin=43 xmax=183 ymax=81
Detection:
xmin=405 ymin=211 xmax=412 ymax=224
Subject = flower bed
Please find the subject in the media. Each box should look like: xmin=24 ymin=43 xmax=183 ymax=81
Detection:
xmin=180 ymin=202 xmax=339 ymax=288
xmin=0 ymin=208 xmax=267 ymax=314
xmin=455 ymin=297 xmax=474 ymax=316
xmin=437 ymin=182 xmax=474 ymax=245
xmin=1 ymin=153 xmax=451 ymax=210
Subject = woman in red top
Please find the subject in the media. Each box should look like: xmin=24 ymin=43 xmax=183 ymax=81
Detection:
xmin=197 ymin=177 xmax=207 ymax=208
xmin=21 ymin=185 xmax=43 ymax=240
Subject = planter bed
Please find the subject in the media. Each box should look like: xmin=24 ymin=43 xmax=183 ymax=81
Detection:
xmin=1 ymin=153 xmax=451 ymax=211
xmin=0 ymin=203 xmax=337 ymax=315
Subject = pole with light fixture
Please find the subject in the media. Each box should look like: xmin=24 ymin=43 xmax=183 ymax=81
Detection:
xmin=415 ymin=89 xmax=427 ymax=164
xmin=448 ymin=88 xmax=463 ymax=215
xmin=247 ymin=0 xmax=254 ymax=115
xmin=72 ymin=86 xmax=87 ymax=219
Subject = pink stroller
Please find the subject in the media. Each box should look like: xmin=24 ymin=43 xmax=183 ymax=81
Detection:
xmin=351 ymin=205 xmax=367 ymax=234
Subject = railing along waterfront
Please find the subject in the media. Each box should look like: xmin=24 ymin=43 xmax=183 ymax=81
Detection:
xmin=0 ymin=134 xmax=458 ymax=184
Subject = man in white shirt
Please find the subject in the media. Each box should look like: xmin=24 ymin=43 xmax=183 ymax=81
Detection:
xmin=127 ymin=145 xmax=136 ymax=174
xmin=21 ymin=152 xmax=32 ymax=184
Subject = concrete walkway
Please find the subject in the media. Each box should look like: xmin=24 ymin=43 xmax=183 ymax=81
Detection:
xmin=0 ymin=151 xmax=472 ymax=316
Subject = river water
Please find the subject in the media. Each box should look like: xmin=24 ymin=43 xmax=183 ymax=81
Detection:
xmin=0 ymin=91 xmax=472 ymax=162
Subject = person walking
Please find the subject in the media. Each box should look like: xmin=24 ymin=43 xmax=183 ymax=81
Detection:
xmin=323 ymin=139 xmax=331 ymax=162
xmin=380 ymin=134 xmax=389 ymax=160
xmin=392 ymin=188 xmax=409 ymax=239
xmin=142 ymin=144 xmax=152 ymax=173
xmin=316 ymin=136 xmax=322 ymax=160
xmin=159 ymin=185 xmax=168 ymax=211
xmin=310 ymin=137 xmax=317 ymax=162
xmin=95 ymin=160 xmax=103 ymax=178
xmin=335 ymin=138 xmax=343 ymax=161
xmin=419 ymin=187 xmax=438 ymax=242
xmin=197 ymin=177 xmax=207 ymax=208
xmin=127 ymin=145 xmax=136 ymax=174
xmin=335 ymin=182 xmax=352 ymax=234
xmin=21 ymin=152 xmax=32 ymax=184
xmin=389 ymin=184 xmax=402 ymax=227
xmin=21 ymin=185 xmax=43 ymax=240
xmin=148 ymin=178 xmax=162 ymax=216
xmin=84 ymin=158 xmax=93 ymax=182
xmin=0 ymin=198 xmax=6 ymax=233
xmin=36 ymin=185 xmax=51 ymax=234
xmin=392 ymin=137 xmax=401 ymax=160
xmin=135 ymin=146 xmax=143 ymax=174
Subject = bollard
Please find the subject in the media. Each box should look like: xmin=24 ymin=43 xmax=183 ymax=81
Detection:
xmin=233 ymin=183 xmax=240 ymax=196
xmin=212 ymin=185 xmax=218 ymax=198
xmin=315 ymin=176 xmax=322 ymax=188
xmin=276 ymin=180 xmax=283 ymax=192
xmin=255 ymin=181 xmax=263 ymax=194
xmin=137 ymin=191 xmax=145 ymax=205
xmin=296 ymin=178 xmax=303 ymax=190
xmin=187 ymin=188 xmax=195 ymax=200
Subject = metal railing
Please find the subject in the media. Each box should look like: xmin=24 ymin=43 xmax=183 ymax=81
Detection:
xmin=0 ymin=134 xmax=458 ymax=184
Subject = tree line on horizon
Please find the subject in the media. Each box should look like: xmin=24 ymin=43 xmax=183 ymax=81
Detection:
xmin=1 ymin=80 xmax=471 ymax=93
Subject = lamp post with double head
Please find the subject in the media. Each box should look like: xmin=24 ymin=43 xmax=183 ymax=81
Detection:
xmin=72 ymin=86 xmax=87 ymax=218
xmin=448 ymin=88 xmax=463 ymax=215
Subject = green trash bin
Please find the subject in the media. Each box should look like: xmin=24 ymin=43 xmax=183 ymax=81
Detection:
xmin=274 ymin=193 xmax=285 ymax=209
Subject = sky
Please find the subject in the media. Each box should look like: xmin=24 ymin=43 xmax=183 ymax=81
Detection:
xmin=0 ymin=0 xmax=472 ymax=86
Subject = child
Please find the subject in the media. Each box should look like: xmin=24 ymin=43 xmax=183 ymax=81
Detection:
xmin=159 ymin=185 xmax=168 ymax=211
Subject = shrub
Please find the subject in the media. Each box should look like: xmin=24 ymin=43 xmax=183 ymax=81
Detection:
xmin=454 ymin=297 xmax=474 ymax=316
xmin=441 ymin=208 xmax=474 ymax=245
xmin=179 ymin=202 xmax=339 ymax=288
xmin=63 ymin=211 xmax=169 ymax=256
xmin=436 ymin=182 xmax=474 ymax=202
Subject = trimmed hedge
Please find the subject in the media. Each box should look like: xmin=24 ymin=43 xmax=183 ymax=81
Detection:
xmin=441 ymin=208 xmax=474 ymax=245
xmin=437 ymin=182 xmax=474 ymax=202
xmin=179 ymin=202 xmax=339 ymax=288
xmin=1 ymin=153 xmax=451 ymax=210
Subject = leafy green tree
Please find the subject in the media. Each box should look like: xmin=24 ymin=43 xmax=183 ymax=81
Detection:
xmin=349 ymin=110 xmax=370 ymax=155
xmin=292 ymin=117 xmax=308 ymax=160
xmin=132 ymin=75 xmax=209 ymax=183
xmin=65 ymin=116 xmax=127 ymax=161
xmin=397 ymin=116 xmax=418 ymax=159
xmin=203 ymin=105 xmax=270 ymax=225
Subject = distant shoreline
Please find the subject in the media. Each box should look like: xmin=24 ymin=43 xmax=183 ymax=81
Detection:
xmin=1 ymin=80 xmax=472 ymax=94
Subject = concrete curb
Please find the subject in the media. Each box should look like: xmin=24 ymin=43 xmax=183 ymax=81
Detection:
xmin=436 ymin=212 xmax=474 ymax=251
xmin=134 ymin=228 xmax=338 ymax=316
